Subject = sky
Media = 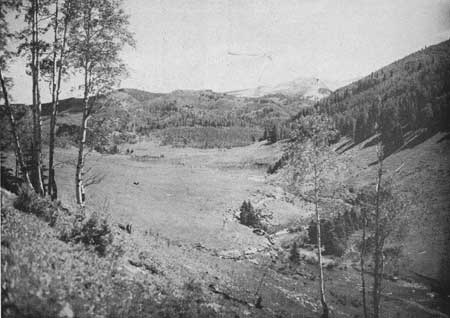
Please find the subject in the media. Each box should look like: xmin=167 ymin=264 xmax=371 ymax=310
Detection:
xmin=5 ymin=0 xmax=450 ymax=103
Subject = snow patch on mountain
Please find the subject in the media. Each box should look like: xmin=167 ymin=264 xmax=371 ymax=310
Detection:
xmin=227 ymin=77 xmax=332 ymax=100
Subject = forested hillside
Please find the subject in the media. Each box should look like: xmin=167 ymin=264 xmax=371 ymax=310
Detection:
xmin=34 ymin=87 xmax=313 ymax=148
xmin=2 ymin=85 xmax=315 ymax=153
xmin=42 ymin=88 xmax=313 ymax=130
xmin=316 ymin=39 xmax=450 ymax=153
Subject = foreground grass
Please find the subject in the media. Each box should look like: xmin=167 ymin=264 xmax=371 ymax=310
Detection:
xmin=0 ymin=190 xmax=233 ymax=318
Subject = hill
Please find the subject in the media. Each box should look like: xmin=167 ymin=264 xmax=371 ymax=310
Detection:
xmin=315 ymin=39 xmax=450 ymax=153
xmin=42 ymin=87 xmax=314 ymax=129
xmin=36 ymin=87 xmax=316 ymax=150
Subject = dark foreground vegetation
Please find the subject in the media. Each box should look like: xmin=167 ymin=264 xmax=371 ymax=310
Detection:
xmin=1 ymin=187 xmax=233 ymax=318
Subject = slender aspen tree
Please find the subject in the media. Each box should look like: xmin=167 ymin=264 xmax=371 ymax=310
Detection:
xmin=372 ymin=140 xmax=384 ymax=318
xmin=0 ymin=0 xmax=34 ymax=190
xmin=288 ymin=113 xmax=336 ymax=318
xmin=360 ymin=203 xmax=368 ymax=318
xmin=48 ymin=0 xmax=72 ymax=199
xmin=68 ymin=0 xmax=134 ymax=206
xmin=0 ymin=70 xmax=34 ymax=190
xmin=30 ymin=0 xmax=45 ymax=195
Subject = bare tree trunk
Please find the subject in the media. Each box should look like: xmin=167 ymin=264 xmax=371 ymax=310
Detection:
xmin=75 ymin=81 xmax=89 ymax=206
xmin=31 ymin=0 xmax=37 ymax=187
xmin=75 ymin=112 xmax=88 ymax=206
xmin=31 ymin=0 xmax=45 ymax=195
xmin=314 ymin=163 xmax=329 ymax=318
xmin=48 ymin=0 xmax=68 ymax=200
xmin=0 ymin=69 xmax=34 ymax=190
xmin=373 ymin=142 xmax=384 ymax=318
xmin=35 ymin=0 xmax=44 ymax=195
xmin=75 ymin=4 xmax=92 ymax=207
xmin=360 ymin=206 xmax=368 ymax=318
xmin=15 ymin=153 xmax=19 ymax=177
xmin=48 ymin=0 xmax=59 ymax=199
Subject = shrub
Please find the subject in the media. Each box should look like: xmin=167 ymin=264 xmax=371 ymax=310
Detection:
xmin=267 ymin=153 xmax=288 ymax=174
xmin=14 ymin=184 xmax=58 ymax=226
xmin=0 ymin=157 xmax=22 ymax=194
xmin=307 ymin=219 xmax=347 ymax=257
xmin=239 ymin=200 xmax=261 ymax=228
xmin=289 ymin=241 xmax=300 ymax=263
xmin=343 ymin=210 xmax=355 ymax=235
xmin=307 ymin=206 xmax=364 ymax=257
xmin=55 ymin=133 xmax=74 ymax=148
xmin=63 ymin=211 xmax=113 ymax=256
xmin=357 ymin=235 xmax=375 ymax=256
xmin=324 ymin=234 xmax=346 ymax=257
xmin=333 ymin=215 xmax=347 ymax=240
xmin=109 ymin=144 xmax=119 ymax=154
xmin=307 ymin=219 xmax=321 ymax=245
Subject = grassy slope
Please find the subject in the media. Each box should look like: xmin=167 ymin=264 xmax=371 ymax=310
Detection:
xmin=274 ymin=130 xmax=450 ymax=288
xmin=340 ymin=132 xmax=450 ymax=287
xmin=2 ymin=189 xmax=302 ymax=318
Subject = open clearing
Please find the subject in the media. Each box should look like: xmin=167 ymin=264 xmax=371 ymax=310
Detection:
xmin=42 ymin=134 xmax=450 ymax=317
xmin=54 ymin=140 xmax=285 ymax=251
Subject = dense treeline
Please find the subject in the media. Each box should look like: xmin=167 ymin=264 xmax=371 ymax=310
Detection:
xmin=107 ymin=88 xmax=309 ymax=136
xmin=155 ymin=126 xmax=262 ymax=149
xmin=38 ymin=88 xmax=310 ymax=146
xmin=316 ymin=40 xmax=450 ymax=152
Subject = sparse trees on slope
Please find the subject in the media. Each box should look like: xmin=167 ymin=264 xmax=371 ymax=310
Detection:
xmin=0 ymin=72 xmax=34 ymax=190
xmin=356 ymin=134 xmax=406 ymax=318
xmin=15 ymin=0 xmax=54 ymax=195
xmin=371 ymin=146 xmax=405 ymax=318
xmin=45 ymin=0 xmax=74 ymax=200
xmin=67 ymin=0 xmax=134 ymax=206
xmin=0 ymin=1 xmax=34 ymax=190
xmin=288 ymin=113 xmax=337 ymax=318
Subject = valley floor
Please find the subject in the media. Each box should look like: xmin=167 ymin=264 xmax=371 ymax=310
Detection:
xmin=2 ymin=135 xmax=450 ymax=317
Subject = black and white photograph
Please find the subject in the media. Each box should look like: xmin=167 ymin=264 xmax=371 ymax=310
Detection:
xmin=1 ymin=0 xmax=450 ymax=317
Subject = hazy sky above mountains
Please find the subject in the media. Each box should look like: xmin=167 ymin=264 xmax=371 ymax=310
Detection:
xmin=6 ymin=0 xmax=450 ymax=103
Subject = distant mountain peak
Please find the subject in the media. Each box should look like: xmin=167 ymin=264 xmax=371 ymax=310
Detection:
xmin=226 ymin=76 xmax=332 ymax=100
